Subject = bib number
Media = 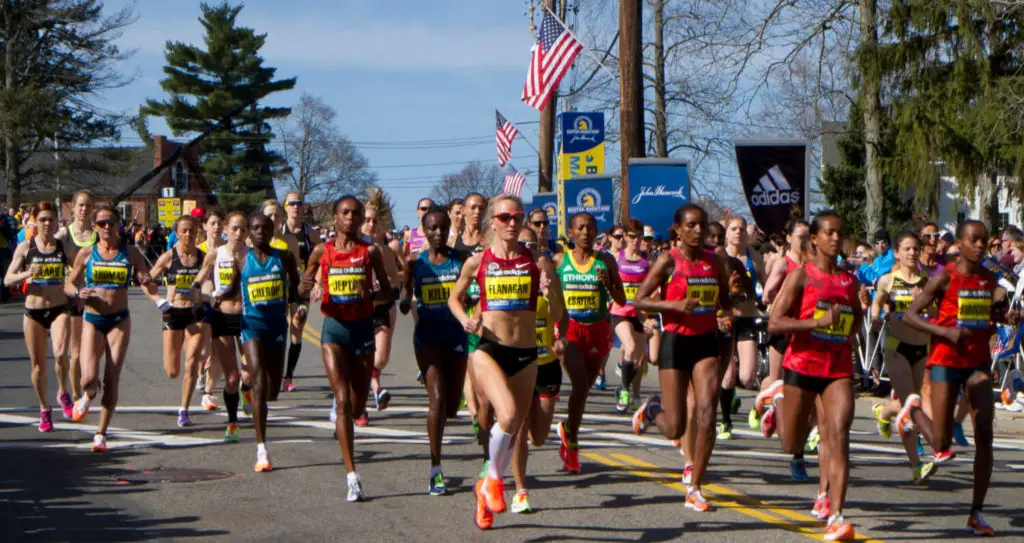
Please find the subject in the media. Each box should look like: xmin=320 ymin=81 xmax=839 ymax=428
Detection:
xmin=623 ymin=283 xmax=639 ymax=305
xmin=957 ymin=289 xmax=992 ymax=330
xmin=811 ymin=302 xmax=854 ymax=344
xmin=421 ymin=281 xmax=453 ymax=307
xmin=93 ymin=265 xmax=127 ymax=287
xmin=174 ymin=273 xmax=197 ymax=290
xmin=486 ymin=275 xmax=532 ymax=311
xmin=247 ymin=279 xmax=283 ymax=305
xmin=686 ymin=277 xmax=718 ymax=315
xmin=328 ymin=269 xmax=364 ymax=304
xmin=31 ymin=263 xmax=64 ymax=285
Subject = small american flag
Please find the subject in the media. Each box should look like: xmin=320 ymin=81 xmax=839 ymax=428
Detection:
xmin=502 ymin=165 xmax=527 ymax=196
xmin=522 ymin=8 xmax=583 ymax=111
xmin=495 ymin=110 xmax=518 ymax=167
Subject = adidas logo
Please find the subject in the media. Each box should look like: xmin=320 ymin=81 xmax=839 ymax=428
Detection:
xmin=270 ymin=265 xmax=281 ymax=272
xmin=750 ymin=165 xmax=801 ymax=207
xmin=455 ymin=345 xmax=464 ymax=353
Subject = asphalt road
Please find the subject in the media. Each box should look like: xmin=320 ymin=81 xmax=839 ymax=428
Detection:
xmin=2 ymin=291 xmax=1024 ymax=542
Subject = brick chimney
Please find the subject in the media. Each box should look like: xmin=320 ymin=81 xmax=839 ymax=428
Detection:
xmin=152 ymin=135 xmax=166 ymax=168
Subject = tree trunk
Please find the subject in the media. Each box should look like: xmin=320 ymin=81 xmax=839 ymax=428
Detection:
xmin=651 ymin=0 xmax=668 ymax=158
xmin=3 ymin=10 xmax=19 ymax=209
xmin=619 ymin=0 xmax=644 ymax=221
xmin=537 ymin=0 xmax=558 ymax=194
xmin=976 ymin=170 xmax=999 ymax=230
xmin=860 ymin=0 xmax=883 ymax=236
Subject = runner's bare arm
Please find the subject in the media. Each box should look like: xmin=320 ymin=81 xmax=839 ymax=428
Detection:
xmin=599 ymin=252 xmax=627 ymax=307
xmin=767 ymin=267 xmax=822 ymax=334
xmin=3 ymin=241 xmax=31 ymax=286
xmin=761 ymin=256 xmax=787 ymax=305
xmin=399 ymin=255 xmax=415 ymax=313
xmin=903 ymin=270 xmax=955 ymax=340
xmin=448 ymin=253 xmax=482 ymax=326
xmin=368 ymin=245 xmax=392 ymax=303
xmin=282 ymin=250 xmax=306 ymax=304
xmin=298 ymin=245 xmax=325 ymax=299
xmin=128 ymin=245 xmax=157 ymax=298
xmin=716 ymin=254 xmax=735 ymax=314
xmin=539 ymin=254 xmax=568 ymax=332
xmin=633 ymin=252 xmax=691 ymax=314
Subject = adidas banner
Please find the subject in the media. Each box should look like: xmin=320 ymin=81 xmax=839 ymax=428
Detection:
xmin=734 ymin=140 xmax=808 ymax=234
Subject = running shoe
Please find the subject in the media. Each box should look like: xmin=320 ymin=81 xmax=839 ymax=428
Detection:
xmin=933 ymin=450 xmax=956 ymax=464
xmin=480 ymin=474 xmax=506 ymax=513
xmin=953 ymin=423 xmax=970 ymax=447
xmin=811 ymin=493 xmax=830 ymax=520
xmin=595 ymin=375 xmax=606 ymax=391
xmin=614 ymin=363 xmax=622 ymax=377
xmin=39 ymin=408 xmax=53 ymax=433
xmin=791 ymin=458 xmax=809 ymax=482
xmin=755 ymin=379 xmax=784 ymax=416
xmin=284 ymin=383 xmax=298 ymax=393
xmin=177 ymin=409 xmax=192 ymax=427
xmin=913 ymin=461 xmax=936 ymax=484
xmin=479 ymin=459 xmax=490 ymax=480
xmin=806 ymin=427 xmax=820 ymax=453
xmin=254 ymin=449 xmax=272 ymax=472
xmin=685 ymin=487 xmax=712 ymax=512
xmin=429 ymin=471 xmax=447 ymax=496
xmin=748 ymin=407 xmax=761 ymax=431
xmin=510 ymin=489 xmax=532 ymax=514
xmin=716 ymin=422 xmax=733 ymax=440
xmin=91 ymin=433 xmax=108 ymax=453
xmin=347 ymin=474 xmax=365 ymax=502
xmin=895 ymin=393 xmax=920 ymax=440
xmin=376 ymin=389 xmax=392 ymax=411
xmin=967 ymin=510 xmax=994 ymax=537
xmin=329 ymin=401 xmax=338 ymax=423
xmin=1001 ymin=369 xmax=1022 ymax=406
xmin=632 ymin=395 xmax=660 ymax=435
xmin=459 ymin=394 xmax=467 ymax=410
xmin=201 ymin=394 xmax=218 ymax=411
xmin=224 ymin=423 xmax=240 ymax=443
xmin=682 ymin=463 xmax=693 ymax=485
xmin=916 ymin=435 xmax=925 ymax=456
xmin=58 ymin=392 xmax=73 ymax=420
xmin=474 ymin=479 xmax=494 ymax=530
xmin=241 ymin=390 xmax=252 ymax=416
xmin=615 ymin=388 xmax=630 ymax=414
xmin=72 ymin=394 xmax=92 ymax=422
xmin=195 ymin=372 xmax=206 ymax=391
xmin=760 ymin=406 xmax=777 ymax=438
xmin=824 ymin=513 xmax=855 ymax=541
xmin=557 ymin=421 xmax=581 ymax=473
xmin=873 ymin=404 xmax=892 ymax=440
xmin=354 ymin=411 xmax=369 ymax=427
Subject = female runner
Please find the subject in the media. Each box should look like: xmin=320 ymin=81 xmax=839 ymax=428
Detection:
xmin=299 ymin=195 xmax=391 ymax=502
xmin=448 ymin=195 xmax=565 ymax=530
xmin=404 ymin=197 xmax=435 ymax=259
xmin=555 ymin=212 xmax=626 ymax=473
xmin=609 ymin=219 xmax=650 ymax=414
xmin=4 ymin=202 xmax=74 ymax=430
xmin=766 ymin=210 xmax=862 ymax=541
xmin=632 ymin=203 xmax=734 ymax=513
xmin=869 ymin=232 xmax=936 ymax=483
xmin=456 ymin=194 xmax=491 ymax=459
xmin=281 ymin=192 xmax=318 ymax=392
xmin=217 ymin=212 xmax=303 ymax=472
xmin=900 ymin=219 xmax=1019 ymax=537
xmin=148 ymin=215 xmax=208 ymax=426
xmin=363 ymin=203 xmax=403 ymax=416
xmin=65 ymin=206 xmax=154 ymax=452
xmin=56 ymin=190 xmax=98 ymax=402
xmin=197 ymin=211 xmax=225 ymax=411
xmin=400 ymin=205 xmax=467 ymax=496
xmin=195 ymin=211 xmax=248 ymax=442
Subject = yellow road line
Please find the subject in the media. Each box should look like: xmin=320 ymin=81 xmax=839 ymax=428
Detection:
xmin=304 ymin=324 xmax=321 ymax=339
xmin=584 ymin=452 xmax=884 ymax=543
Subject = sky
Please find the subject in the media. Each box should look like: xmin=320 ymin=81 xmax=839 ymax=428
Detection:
xmin=100 ymin=0 xmax=549 ymax=229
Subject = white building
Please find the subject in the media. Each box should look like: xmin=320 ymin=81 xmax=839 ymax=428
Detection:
xmin=936 ymin=176 xmax=1022 ymax=232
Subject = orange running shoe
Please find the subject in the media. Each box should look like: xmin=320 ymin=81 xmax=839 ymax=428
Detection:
xmin=685 ymin=487 xmax=713 ymax=512
xmin=254 ymin=449 xmax=272 ymax=473
xmin=824 ymin=519 xmax=855 ymax=541
xmin=896 ymin=394 xmax=920 ymax=440
xmin=91 ymin=434 xmax=108 ymax=453
xmin=755 ymin=379 xmax=784 ymax=415
xmin=72 ymin=395 xmax=92 ymax=422
xmin=480 ymin=475 xmax=506 ymax=514
xmin=967 ymin=511 xmax=994 ymax=536
xmin=474 ymin=480 xmax=494 ymax=530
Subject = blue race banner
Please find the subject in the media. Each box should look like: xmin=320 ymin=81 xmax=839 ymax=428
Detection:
xmin=562 ymin=175 xmax=615 ymax=235
xmin=627 ymin=159 xmax=690 ymax=240
xmin=530 ymin=192 xmax=558 ymax=241
xmin=558 ymin=112 xmax=605 ymax=182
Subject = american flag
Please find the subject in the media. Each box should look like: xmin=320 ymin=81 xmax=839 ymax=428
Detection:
xmin=522 ymin=8 xmax=583 ymax=111
xmin=495 ymin=110 xmax=518 ymax=167
xmin=502 ymin=165 xmax=526 ymax=196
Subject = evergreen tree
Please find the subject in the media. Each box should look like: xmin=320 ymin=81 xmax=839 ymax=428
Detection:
xmin=820 ymin=104 xmax=914 ymax=241
xmin=143 ymin=2 xmax=295 ymax=212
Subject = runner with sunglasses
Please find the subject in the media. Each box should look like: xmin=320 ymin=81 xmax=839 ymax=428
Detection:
xmin=400 ymin=204 xmax=467 ymax=496
xmin=147 ymin=215 xmax=209 ymax=427
xmin=55 ymin=190 xmax=98 ymax=403
xmin=300 ymin=195 xmax=391 ymax=501
xmin=555 ymin=212 xmax=627 ymax=473
xmin=632 ymin=203 xmax=734 ymax=513
xmin=194 ymin=211 xmax=248 ymax=442
xmin=765 ymin=210 xmax=862 ymax=540
xmin=448 ymin=195 xmax=566 ymax=530
xmin=65 ymin=206 xmax=154 ymax=452
xmin=281 ymin=192 xmax=319 ymax=393
xmin=899 ymin=219 xmax=1019 ymax=537
xmin=609 ymin=220 xmax=650 ymax=413
xmin=405 ymin=198 xmax=435 ymax=259
xmin=217 ymin=212 xmax=304 ymax=472
xmin=446 ymin=198 xmax=465 ymax=248
xmin=4 ymin=202 xmax=75 ymax=431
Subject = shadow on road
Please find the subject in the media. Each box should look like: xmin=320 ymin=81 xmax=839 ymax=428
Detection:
xmin=0 ymin=446 xmax=229 ymax=542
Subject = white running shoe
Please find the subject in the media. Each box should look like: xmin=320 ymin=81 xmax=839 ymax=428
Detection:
xmin=347 ymin=473 xmax=365 ymax=502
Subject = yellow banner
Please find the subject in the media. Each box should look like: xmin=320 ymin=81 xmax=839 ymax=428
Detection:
xmin=157 ymin=198 xmax=181 ymax=228
xmin=558 ymin=145 xmax=606 ymax=182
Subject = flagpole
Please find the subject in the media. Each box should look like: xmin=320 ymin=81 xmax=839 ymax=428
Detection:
xmin=542 ymin=3 xmax=619 ymax=83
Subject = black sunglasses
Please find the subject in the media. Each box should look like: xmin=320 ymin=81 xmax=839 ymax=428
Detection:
xmin=610 ymin=234 xmax=624 ymax=240
xmin=286 ymin=200 xmax=302 ymax=206
xmin=418 ymin=206 xmax=431 ymax=212
xmin=530 ymin=220 xmax=546 ymax=227
xmin=95 ymin=219 xmax=117 ymax=228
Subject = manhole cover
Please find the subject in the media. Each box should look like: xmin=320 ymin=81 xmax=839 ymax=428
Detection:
xmin=118 ymin=468 xmax=235 ymax=484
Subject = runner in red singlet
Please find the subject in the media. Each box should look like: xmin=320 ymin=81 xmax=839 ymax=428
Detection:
xmin=900 ymin=219 xmax=1019 ymax=537
xmin=766 ymin=210 xmax=862 ymax=541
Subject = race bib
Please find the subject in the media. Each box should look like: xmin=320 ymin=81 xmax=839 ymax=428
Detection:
xmin=485 ymin=273 xmax=532 ymax=311
xmin=31 ymin=262 xmax=64 ymax=285
xmin=174 ymin=272 xmax=197 ymax=290
xmin=467 ymin=280 xmax=481 ymax=303
xmin=564 ymin=283 xmax=600 ymax=318
xmin=421 ymin=280 xmax=455 ymax=307
xmin=92 ymin=265 xmax=128 ymax=287
xmin=957 ymin=289 xmax=992 ymax=330
xmin=623 ymin=282 xmax=640 ymax=305
xmin=891 ymin=288 xmax=913 ymax=319
xmin=217 ymin=263 xmax=233 ymax=287
xmin=246 ymin=274 xmax=284 ymax=306
xmin=811 ymin=302 xmax=854 ymax=344
xmin=328 ymin=266 xmax=365 ymax=304
xmin=686 ymin=277 xmax=718 ymax=315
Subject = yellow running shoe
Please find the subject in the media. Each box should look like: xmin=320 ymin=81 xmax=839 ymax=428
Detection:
xmin=873 ymin=404 xmax=892 ymax=440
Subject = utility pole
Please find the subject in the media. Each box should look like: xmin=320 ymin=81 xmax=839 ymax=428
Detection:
xmin=537 ymin=0 xmax=558 ymax=193
xmin=619 ymin=0 xmax=644 ymax=221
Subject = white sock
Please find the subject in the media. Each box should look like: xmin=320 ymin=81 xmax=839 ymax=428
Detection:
xmin=827 ymin=512 xmax=843 ymax=525
xmin=430 ymin=465 xmax=442 ymax=478
xmin=488 ymin=425 xmax=514 ymax=479
xmin=256 ymin=442 xmax=266 ymax=455
xmin=347 ymin=471 xmax=359 ymax=484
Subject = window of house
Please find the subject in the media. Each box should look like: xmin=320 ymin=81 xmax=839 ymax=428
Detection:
xmin=119 ymin=203 xmax=132 ymax=223
xmin=173 ymin=162 xmax=189 ymax=193
xmin=998 ymin=213 xmax=1009 ymax=230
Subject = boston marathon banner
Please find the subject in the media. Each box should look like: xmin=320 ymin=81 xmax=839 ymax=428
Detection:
xmin=734 ymin=140 xmax=809 ymax=234
xmin=560 ymin=175 xmax=614 ymax=236
xmin=530 ymin=192 xmax=559 ymax=241
xmin=557 ymin=112 xmax=605 ymax=182
xmin=627 ymin=159 xmax=691 ymax=240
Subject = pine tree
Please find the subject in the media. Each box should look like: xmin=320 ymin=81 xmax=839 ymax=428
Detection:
xmin=143 ymin=2 xmax=296 ymax=212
